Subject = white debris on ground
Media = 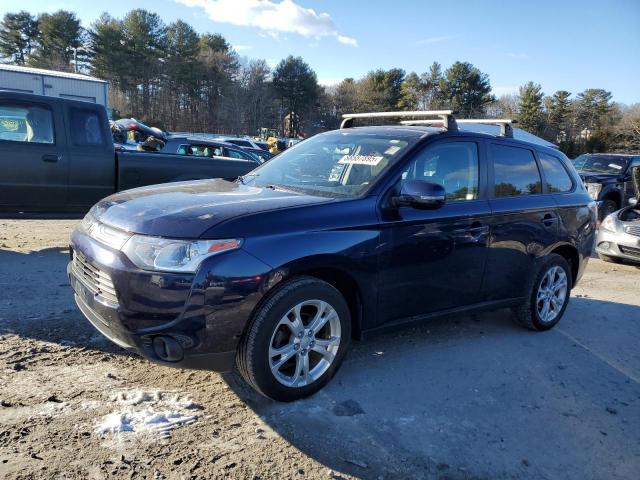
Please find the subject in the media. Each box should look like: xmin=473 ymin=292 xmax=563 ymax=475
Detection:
xmin=95 ymin=390 xmax=201 ymax=438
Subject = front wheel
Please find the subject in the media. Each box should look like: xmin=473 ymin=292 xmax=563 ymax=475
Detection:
xmin=513 ymin=254 xmax=572 ymax=331
xmin=236 ymin=276 xmax=351 ymax=401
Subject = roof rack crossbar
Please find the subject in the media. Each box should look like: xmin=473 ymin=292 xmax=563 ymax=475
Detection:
xmin=341 ymin=110 xmax=457 ymax=131
xmin=456 ymin=119 xmax=514 ymax=138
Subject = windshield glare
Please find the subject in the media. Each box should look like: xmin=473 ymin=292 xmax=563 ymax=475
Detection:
xmin=243 ymin=132 xmax=415 ymax=197
xmin=573 ymin=155 xmax=628 ymax=174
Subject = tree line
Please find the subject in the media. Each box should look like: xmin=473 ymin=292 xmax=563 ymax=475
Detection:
xmin=1 ymin=9 xmax=638 ymax=154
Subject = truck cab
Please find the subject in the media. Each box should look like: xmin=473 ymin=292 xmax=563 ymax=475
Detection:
xmin=0 ymin=91 xmax=114 ymax=211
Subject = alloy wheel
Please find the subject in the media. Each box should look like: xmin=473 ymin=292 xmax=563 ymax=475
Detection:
xmin=268 ymin=300 xmax=341 ymax=388
xmin=536 ymin=266 xmax=568 ymax=323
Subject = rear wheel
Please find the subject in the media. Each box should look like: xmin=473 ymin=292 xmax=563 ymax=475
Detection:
xmin=236 ymin=276 xmax=351 ymax=401
xmin=513 ymin=254 xmax=572 ymax=331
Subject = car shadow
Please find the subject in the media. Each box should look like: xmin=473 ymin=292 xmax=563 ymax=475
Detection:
xmin=223 ymin=297 xmax=640 ymax=480
xmin=0 ymin=246 xmax=127 ymax=356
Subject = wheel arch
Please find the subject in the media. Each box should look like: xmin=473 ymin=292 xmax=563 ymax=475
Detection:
xmin=549 ymin=243 xmax=580 ymax=287
xmin=601 ymin=187 xmax=622 ymax=208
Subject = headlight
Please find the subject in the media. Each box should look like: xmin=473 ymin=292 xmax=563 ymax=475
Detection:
xmin=122 ymin=236 xmax=242 ymax=273
xmin=600 ymin=214 xmax=617 ymax=233
xmin=77 ymin=211 xmax=131 ymax=249
xmin=585 ymin=182 xmax=602 ymax=200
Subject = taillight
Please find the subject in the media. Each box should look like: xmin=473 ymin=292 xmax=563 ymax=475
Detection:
xmin=588 ymin=201 xmax=598 ymax=219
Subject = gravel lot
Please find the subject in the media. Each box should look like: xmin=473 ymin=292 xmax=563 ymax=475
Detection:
xmin=1 ymin=218 xmax=639 ymax=480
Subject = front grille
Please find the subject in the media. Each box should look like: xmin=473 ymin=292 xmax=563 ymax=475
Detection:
xmin=72 ymin=251 xmax=118 ymax=304
xmin=619 ymin=245 xmax=640 ymax=258
xmin=624 ymin=225 xmax=640 ymax=237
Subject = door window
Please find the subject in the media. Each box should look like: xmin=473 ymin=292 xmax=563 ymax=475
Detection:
xmin=0 ymin=103 xmax=54 ymax=144
xmin=70 ymin=108 xmax=104 ymax=146
xmin=225 ymin=148 xmax=251 ymax=160
xmin=403 ymin=141 xmax=479 ymax=201
xmin=492 ymin=145 xmax=542 ymax=196
xmin=538 ymin=153 xmax=573 ymax=192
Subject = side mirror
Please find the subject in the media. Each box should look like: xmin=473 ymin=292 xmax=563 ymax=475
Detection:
xmin=393 ymin=180 xmax=446 ymax=210
xmin=630 ymin=198 xmax=638 ymax=207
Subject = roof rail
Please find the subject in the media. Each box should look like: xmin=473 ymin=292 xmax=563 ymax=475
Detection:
xmin=341 ymin=110 xmax=457 ymax=131
xmin=456 ymin=119 xmax=514 ymax=138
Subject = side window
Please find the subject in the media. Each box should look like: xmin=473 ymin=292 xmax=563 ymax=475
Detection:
xmin=0 ymin=103 xmax=54 ymax=144
xmin=70 ymin=108 xmax=104 ymax=146
xmin=538 ymin=153 xmax=573 ymax=193
xmin=226 ymin=148 xmax=249 ymax=160
xmin=403 ymin=141 xmax=479 ymax=201
xmin=492 ymin=145 xmax=542 ymax=197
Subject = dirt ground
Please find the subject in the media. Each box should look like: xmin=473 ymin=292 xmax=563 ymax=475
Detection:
xmin=1 ymin=219 xmax=639 ymax=480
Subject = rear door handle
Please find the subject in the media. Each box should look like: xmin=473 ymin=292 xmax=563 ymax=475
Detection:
xmin=542 ymin=213 xmax=558 ymax=227
xmin=42 ymin=154 xmax=61 ymax=162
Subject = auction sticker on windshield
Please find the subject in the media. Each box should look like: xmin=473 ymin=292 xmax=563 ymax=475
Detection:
xmin=338 ymin=154 xmax=384 ymax=166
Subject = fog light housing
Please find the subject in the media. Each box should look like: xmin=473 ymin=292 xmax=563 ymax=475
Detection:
xmin=152 ymin=336 xmax=184 ymax=362
xmin=598 ymin=241 xmax=611 ymax=250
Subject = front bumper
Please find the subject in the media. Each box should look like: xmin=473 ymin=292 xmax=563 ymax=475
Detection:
xmin=595 ymin=226 xmax=640 ymax=263
xmin=68 ymin=228 xmax=272 ymax=372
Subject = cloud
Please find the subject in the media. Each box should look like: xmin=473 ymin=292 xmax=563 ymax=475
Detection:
xmin=176 ymin=0 xmax=357 ymax=46
xmin=337 ymin=35 xmax=358 ymax=47
xmin=232 ymin=44 xmax=252 ymax=51
xmin=410 ymin=34 xmax=461 ymax=46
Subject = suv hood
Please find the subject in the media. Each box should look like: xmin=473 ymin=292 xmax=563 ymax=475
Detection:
xmin=92 ymin=179 xmax=332 ymax=238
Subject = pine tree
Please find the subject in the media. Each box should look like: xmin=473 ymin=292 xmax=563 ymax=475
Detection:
xmin=0 ymin=11 xmax=38 ymax=64
xmin=518 ymin=82 xmax=544 ymax=135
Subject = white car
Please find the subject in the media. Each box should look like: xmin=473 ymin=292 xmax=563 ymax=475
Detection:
xmin=596 ymin=166 xmax=640 ymax=264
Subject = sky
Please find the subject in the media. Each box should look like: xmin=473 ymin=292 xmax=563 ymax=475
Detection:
xmin=4 ymin=0 xmax=640 ymax=104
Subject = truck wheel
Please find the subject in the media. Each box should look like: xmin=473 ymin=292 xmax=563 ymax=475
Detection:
xmin=512 ymin=254 xmax=572 ymax=331
xmin=236 ymin=276 xmax=351 ymax=401
xmin=599 ymin=199 xmax=618 ymax=221
xmin=598 ymin=253 xmax=621 ymax=264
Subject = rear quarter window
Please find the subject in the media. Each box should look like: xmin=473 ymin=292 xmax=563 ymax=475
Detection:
xmin=538 ymin=153 xmax=574 ymax=193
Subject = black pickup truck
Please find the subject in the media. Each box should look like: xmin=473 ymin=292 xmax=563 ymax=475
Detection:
xmin=573 ymin=153 xmax=640 ymax=219
xmin=0 ymin=92 xmax=260 ymax=212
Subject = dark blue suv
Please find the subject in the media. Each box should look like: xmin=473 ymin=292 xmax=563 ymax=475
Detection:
xmin=69 ymin=111 xmax=596 ymax=401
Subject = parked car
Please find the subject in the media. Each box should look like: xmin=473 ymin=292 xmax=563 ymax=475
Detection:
xmin=596 ymin=165 xmax=640 ymax=264
xmin=213 ymin=135 xmax=269 ymax=151
xmin=572 ymin=153 xmax=640 ymax=220
xmin=0 ymin=92 xmax=260 ymax=212
xmin=68 ymin=111 xmax=596 ymax=401
xmin=161 ymin=136 xmax=261 ymax=163
xmin=241 ymin=146 xmax=274 ymax=163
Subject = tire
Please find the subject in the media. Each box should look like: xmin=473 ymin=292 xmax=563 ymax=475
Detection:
xmin=598 ymin=253 xmax=621 ymax=264
xmin=512 ymin=254 xmax=572 ymax=331
xmin=599 ymin=199 xmax=618 ymax=221
xmin=236 ymin=276 xmax=351 ymax=401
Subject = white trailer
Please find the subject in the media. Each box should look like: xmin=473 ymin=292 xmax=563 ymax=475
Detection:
xmin=0 ymin=65 xmax=108 ymax=107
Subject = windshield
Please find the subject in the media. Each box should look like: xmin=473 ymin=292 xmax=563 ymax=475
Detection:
xmin=241 ymin=131 xmax=417 ymax=197
xmin=573 ymin=155 xmax=629 ymax=174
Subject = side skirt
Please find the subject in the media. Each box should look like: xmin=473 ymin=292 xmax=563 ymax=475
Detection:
xmin=360 ymin=297 xmax=524 ymax=340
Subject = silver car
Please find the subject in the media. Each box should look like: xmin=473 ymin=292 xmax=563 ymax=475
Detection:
xmin=596 ymin=166 xmax=640 ymax=264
